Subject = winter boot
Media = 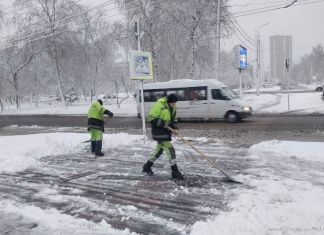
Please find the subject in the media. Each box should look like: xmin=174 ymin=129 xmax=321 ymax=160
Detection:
xmin=142 ymin=161 xmax=154 ymax=176
xmin=91 ymin=141 xmax=96 ymax=154
xmin=95 ymin=140 xmax=105 ymax=157
xmin=171 ymin=164 xmax=184 ymax=180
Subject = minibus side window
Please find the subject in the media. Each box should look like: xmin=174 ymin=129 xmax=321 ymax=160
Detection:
xmin=211 ymin=89 xmax=229 ymax=100
xmin=188 ymin=87 xmax=207 ymax=100
xmin=166 ymin=89 xmax=187 ymax=101
xmin=144 ymin=91 xmax=156 ymax=102
xmin=144 ymin=90 xmax=166 ymax=102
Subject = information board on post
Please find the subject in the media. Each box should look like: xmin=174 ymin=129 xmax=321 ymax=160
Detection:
xmin=129 ymin=50 xmax=154 ymax=80
xmin=129 ymin=50 xmax=154 ymax=143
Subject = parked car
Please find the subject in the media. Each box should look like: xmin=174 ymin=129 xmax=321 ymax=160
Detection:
xmin=315 ymin=86 xmax=323 ymax=91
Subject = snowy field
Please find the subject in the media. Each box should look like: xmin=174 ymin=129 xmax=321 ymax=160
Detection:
xmin=1 ymin=90 xmax=324 ymax=116
xmin=0 ymin=98 xmax=138 ymax=116
xmin=0 ymin=132 xmax=323 ymax=234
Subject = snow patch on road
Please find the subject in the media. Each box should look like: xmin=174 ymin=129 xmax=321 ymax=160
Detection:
xmin=190 ymin=140 xmax=324 ymax=235
xmin=249 ymin=140 xmax=324 ymax=163
xmin=0 ymin=133 xmax=141 ymax=174
xmin=0 ymin=200 xmax=136 ymax=235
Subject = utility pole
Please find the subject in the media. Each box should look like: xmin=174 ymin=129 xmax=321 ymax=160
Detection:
xmin=136 ymin=21 xmax=147 ymax=142
xmin=256 ymin=23 xmax=268 ymax=96
xmin=256 ymin=34 xmax=260 ymax=96
xmin=215 ymin=0 xmax=221 ymax=80
xmin=286 ymin=58 xmax=290 ymax=111
xmin=131 ymin=16 xmax=146 ymax=142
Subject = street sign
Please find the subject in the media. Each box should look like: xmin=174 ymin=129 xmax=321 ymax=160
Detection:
xmin=234 ymin=45 xmax=248 ymax=70
xmin=129 ymin=50 xmax=154 ymax=80
xmin=240 ymin=46 xmax=248 ymax=69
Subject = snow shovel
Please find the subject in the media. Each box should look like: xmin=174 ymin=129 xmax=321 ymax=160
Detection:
xmin=168 ymin=127 xmax=241 ymax=184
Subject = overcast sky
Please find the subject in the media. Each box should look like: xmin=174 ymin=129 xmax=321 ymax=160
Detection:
xmin=1 ymin=0 xmax=324 ymax=69
xmin=225 ymin=0 xmax=324 ymax=68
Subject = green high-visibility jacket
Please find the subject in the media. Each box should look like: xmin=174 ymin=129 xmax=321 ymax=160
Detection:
xmin=88 ymin=101 xmax=106 ymax=120
xmin=148 ymin=97 xmax=176 ymax=141
xmin=88 ymin=101 xmax=107 ymax=131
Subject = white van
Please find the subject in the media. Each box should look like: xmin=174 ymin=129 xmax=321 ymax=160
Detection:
xmin=136 ymin=79 xmax=252 ymax=122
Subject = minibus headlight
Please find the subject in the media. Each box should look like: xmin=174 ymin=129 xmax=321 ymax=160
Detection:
xmin=243 ymin=106 xmax=251 ymax=112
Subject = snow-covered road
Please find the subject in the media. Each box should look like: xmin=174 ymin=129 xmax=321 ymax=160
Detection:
xmin=0 ymin=132 xmax=323 ymax=235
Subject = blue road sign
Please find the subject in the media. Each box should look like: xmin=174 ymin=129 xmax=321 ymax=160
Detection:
xmin=240 ymin=46 xmax=247 ymax=69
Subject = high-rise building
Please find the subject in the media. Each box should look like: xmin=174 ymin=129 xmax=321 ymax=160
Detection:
xmin=270 ymin=35 xmax=292 ymax=83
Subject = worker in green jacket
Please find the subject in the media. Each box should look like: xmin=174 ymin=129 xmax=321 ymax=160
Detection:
xmin=142 ymin=94 xmax=184 ymax=180
xmin=88 ymin=99 xmax=113 ymax=157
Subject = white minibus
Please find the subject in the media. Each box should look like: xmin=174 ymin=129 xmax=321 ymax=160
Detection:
xmin=135 ymin=79 xmax=252 ymax=122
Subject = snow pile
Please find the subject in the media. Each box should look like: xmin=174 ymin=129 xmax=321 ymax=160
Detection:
xmin=241 ymin=93 xmax=279 ymax=112
xmin=191 ymin=140 xmax=324 ymax=235
xmin=0 ymin=199 xmax=136 ymax=235
xmin=249 ymin=140 xmax=324 ymax=163
xmin=0 ymin=133 xmax=140 ymax=174
xmin=255 ymin=93 xmax=324 ymax=114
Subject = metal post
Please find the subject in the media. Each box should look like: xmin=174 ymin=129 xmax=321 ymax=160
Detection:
xmin=135 ymin=20 xmax=146 ymax=143
xmin=256 ymin=23 xmax=268 ymax=96
xmin=239 ymin=68 xmax=242 ymax=97
xmin=140 ymin=80 xmax=146 ymax=140
xmin=215 ymin=0 xmax=221 ymax=80
xmin=286 ymin=59 xmax=290 ymax=111
xmin=256 ymin=34 xmax=260 ymax=96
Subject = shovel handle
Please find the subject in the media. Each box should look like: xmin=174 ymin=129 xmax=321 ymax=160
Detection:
xmin=167 ymin=126 xmax=234 ymax=180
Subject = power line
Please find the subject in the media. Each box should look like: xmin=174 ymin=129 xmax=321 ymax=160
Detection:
xmin=228 ymin=0 xmax=292 ymax=8
xmin=0 ymin=0 xmax=117 ymax=45
xmin=0 ymin=0 xmax=164 ymax=46
xmin=232 ymin=0 xmax=306 ymax=15
xmin=230 ymin=19 xmax=256 ymax=47
xmin=2 ymin=0 xmax=323 ymax=48
xmin=231 ymin=0 xmax=324 ymax=18
xmin=0 ymin=0 xmax=151 ymax=48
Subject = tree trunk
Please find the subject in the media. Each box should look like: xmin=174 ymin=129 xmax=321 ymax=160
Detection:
xmin=0 ymin=99 xmax=4 ymax=112
xmin=190 ymin=32 xmax=195 ymax=80
xmin=53 ymin=45 xmax=66 ymax=108
xmin=152 ymin=50 xmax=159 ymax=80
xmin=33 ymin=72 xmax=40 ymax=108
xmin=13 ymin=73 xmax=20 ymax=109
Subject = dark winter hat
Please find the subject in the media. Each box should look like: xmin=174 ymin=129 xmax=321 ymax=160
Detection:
xmin=167 ymin=94 xmax=178 ymax=103
xmin=97 ymin=99 xmax=103 ymax=105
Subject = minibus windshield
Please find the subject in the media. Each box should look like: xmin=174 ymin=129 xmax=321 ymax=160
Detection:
xmin=221 ymin=87 xmax=239 ymax=99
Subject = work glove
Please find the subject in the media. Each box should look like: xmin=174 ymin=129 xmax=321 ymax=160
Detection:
xmin=156 ymin=119 xmax=166 ymax=127
xmin=104 ymin=110 xmax=114 ymax=117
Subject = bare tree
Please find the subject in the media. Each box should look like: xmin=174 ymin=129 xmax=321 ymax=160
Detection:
xmin=0 ymin=43 xmax=38 ymax=108
xmin=14 ymin=0 xmax=83 ymax=107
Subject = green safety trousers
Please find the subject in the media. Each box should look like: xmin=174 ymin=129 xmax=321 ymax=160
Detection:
xmin=149 ymin=141 xmax=176 ymax=165
xmin=90 ymin=129 xmax=103 ymax=141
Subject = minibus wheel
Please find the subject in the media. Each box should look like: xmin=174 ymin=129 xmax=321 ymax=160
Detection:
xmin=226 ymin=111 xmax=239 ymax=123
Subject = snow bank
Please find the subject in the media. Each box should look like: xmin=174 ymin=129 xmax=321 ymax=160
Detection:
xmin=0 ymin=99 xmax=137 ymax=117
xmin=2 ymin=90 xmax=324 ymax=116
xmin=0 ymin=199 xmax=136 ymax=235
xmin=249 ymin=140 xmax=324 ymax=163
xmin=0 ymin=133 xmax=140 ymax=174
xmin=190 ymin=140 xmax=324 ymax=235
